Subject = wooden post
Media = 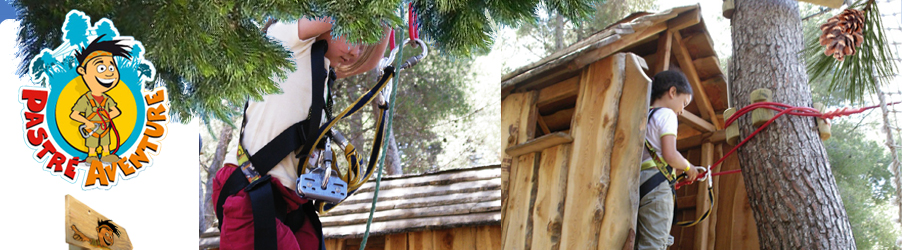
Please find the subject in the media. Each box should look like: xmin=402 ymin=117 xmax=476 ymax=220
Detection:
xmin=500 ymin=90 xmax=538 ymax=248
xmin=654 ymin=31 xmax=673 ymax=74
xmin=694 ymin=143 xmax=715 ymax=249
xmin=559 ymin=53 xmax=626 ymax=249
xmin=531 ymin=144 xmax=571 ymax=250
xmin=501 ymin=91 xmax=538 ymax=250
xmin=65 ymin=195 xmax=133 ymax=250
xmin=597 ymin=53 xmax=651 ymax=250
xmin=672 ymin=31 xmax=722 ymax=129
xmin=706 ymin=144 xmax=723 ymax=250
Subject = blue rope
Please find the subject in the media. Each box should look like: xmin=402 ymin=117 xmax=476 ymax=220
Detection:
xmin=358 ymin=8 xmax=405 ymax=250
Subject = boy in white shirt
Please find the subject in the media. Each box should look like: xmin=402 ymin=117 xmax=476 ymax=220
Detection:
xmin=636 ymin=70 xmax=706 ymax=249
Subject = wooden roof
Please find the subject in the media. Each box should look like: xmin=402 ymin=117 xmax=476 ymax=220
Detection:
xmin=320 ymin=165 xmax=502 ymax=239
xmin=501 ymin=4 xmax=728 ymax=118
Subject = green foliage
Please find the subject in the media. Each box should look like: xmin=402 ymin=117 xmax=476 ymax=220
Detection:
xmin=512 ymin=0 xmax=655 ymax=58
xmin=804 ymin=0 xmax=898 ymax=104
xmin=14 ymin=0 xmax=599 ymax=123
xmin=331 ymin=43 xmax=473 ymax=174
xmin=825 ymin=121 xmax=899 ymax=249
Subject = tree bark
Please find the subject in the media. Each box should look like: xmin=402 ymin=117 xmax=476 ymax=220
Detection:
xmin=553 ymin=13 xmax=565 ymax=51
xmin=202 ymin=124 xmax=234 ymax=232
xmin=730 ymin=0 xmax=855 ymax=248
xmin=384 ymin=128 xmax=403 ymax=176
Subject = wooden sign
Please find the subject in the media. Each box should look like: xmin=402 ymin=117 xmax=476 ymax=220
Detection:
xmin=65 ymin=195 xmax=133 ymax=250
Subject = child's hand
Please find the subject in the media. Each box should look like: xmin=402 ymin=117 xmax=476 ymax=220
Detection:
xmin=84 ymin=122 xmax=95 ymax=130
xmin=684 ymin=165 xmax=700 ymax=183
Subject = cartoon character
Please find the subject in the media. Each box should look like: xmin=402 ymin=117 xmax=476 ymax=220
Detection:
xmin=69 ymin=35 xmax=131 ymax=164
xmin=71 ymin=219 xmax=121 ymax=249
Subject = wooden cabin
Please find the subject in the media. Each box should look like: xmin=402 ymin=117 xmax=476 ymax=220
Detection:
xmin=200 ymin=165 xmax=501 ymax=250
xmin=320 ymin=164 xmax=502 ymax=250
xmin=500 ymin=5 xmax=759 ymax=250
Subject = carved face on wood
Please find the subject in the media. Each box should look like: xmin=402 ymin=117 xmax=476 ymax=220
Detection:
xmin=97 ymin=224 xmax=115 ymax=247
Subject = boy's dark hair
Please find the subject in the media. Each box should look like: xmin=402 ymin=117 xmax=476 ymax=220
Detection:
xmin=650 ymin=70 xmax=692 ymax=101
xmin=75 ymin=34 xmax=131 ymax=66
xmin=96 ymin=219 xmax=121 ymax=237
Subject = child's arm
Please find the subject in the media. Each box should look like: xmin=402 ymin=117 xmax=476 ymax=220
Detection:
xmin=70 ymin=111 xmax=94 ymax=130
xmin=660 ymin=134 xmax=704 ymax=182
xmin=335 ymin=25 xmax=391 ymax=79
xmin=296 ymin=17 xmax=334 ymax=41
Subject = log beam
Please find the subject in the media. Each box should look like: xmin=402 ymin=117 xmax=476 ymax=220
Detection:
xmin=672 ymin=31 xmax=721 ymax=130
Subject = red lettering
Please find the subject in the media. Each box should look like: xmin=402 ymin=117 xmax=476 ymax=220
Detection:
xmin=146 ymin=104 xmax=166 ymax=122
xmin=27 ymin=127 xmax=47 ymax=146
xmin=21 ymin=89 xmax=47 ymax=112
xmin=37 ymin=140 xmax=56 ymax=158
xmin=47 ymin=152 xmax=66 ymax=171
xmin=24 ymin=112 xmax=43 ymax=129
xmin=144 ymin=120 xmax=164 ymax=138
xmin=144 ymin=89 xmax=165 ymax=105
xmin=64 ymin=157 xmax=78 ymax=180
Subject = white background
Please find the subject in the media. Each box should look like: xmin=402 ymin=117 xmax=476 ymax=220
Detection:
xmin=0 ymin=19 xmax=199 ymax=249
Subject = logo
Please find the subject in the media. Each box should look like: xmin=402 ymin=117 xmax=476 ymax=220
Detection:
xmin=19 ymin=10 xmax=166 ymax=190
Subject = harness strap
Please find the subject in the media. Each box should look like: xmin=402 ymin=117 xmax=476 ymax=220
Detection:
xmin=639 ymin=169 xmax=672 ymax=199
xmin=644 ymin=107 xmax=676 ymax=181
xmin=246 ymin=175 xmax=278 ymax=250
xmin=216 ymin=167 xmax=248 ymax=230
xmin=298 ymin=40 xmax=331 ymax=164
xmin=217 ymin=40 xmax=333 ymax=250
xmin=640 ymin=107 xmax=715 ymax=227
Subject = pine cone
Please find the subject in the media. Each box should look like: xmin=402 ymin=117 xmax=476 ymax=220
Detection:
xmin=819 ymin=9 xmax=865 ymax=61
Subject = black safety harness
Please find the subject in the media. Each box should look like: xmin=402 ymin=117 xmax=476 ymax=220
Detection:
xmin=214 ymin=40 xmax=393 ymax=250
xmin=640 ymin=107 xmax=714 ymax=227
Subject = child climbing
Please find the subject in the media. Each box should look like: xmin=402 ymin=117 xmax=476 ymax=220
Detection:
xmin=636 ymin=70 xmax=707 ymax=249
xmin=212 ymin=17 xmax=390 ymax=250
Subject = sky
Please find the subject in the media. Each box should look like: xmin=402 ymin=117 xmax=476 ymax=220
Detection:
xmin=0 ymin=19 xmax=199 ymax=249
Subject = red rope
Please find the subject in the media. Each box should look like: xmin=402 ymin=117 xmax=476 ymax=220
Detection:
xmin=674 ymin=101 xmax=901 ymax=189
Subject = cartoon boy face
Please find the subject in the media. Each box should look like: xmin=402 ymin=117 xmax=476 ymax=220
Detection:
xmin=97 ymin=224 xmax=115 ymax=247
xmin=77 ymin=54 xmax=119 ymax=93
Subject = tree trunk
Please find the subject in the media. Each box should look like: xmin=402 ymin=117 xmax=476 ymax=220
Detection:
xmin=384 ymin=128 xmax=403 ymax=176
xmin=730 ymin=0 xmax=855 ymax=248
xmin=202 ymin=124 xmax=234 ymax=231
xmin=553 ymin=13 xmax=565 ymax=51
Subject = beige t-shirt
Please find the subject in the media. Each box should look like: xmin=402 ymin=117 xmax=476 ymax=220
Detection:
xmin=225 ymin=21 xmax=330 ymax=191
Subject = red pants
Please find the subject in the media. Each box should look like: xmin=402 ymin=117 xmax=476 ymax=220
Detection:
xmin=213 ymin=164 xmax=320 ymax=250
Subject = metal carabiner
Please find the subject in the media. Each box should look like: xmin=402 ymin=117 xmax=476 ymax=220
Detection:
xmin=399 ymin=38 xmax=428 ymax=70
xmin=321 ymin=137 xmax=333 ymax=189
xmin=697 ymin=165 xmax=713 ymax=186
xmin=78 ymin=123 xmax=100 ymax=138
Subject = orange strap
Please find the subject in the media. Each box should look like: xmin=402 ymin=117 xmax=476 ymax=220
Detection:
xmin=82 ymin=93 xmax=112 ymax=137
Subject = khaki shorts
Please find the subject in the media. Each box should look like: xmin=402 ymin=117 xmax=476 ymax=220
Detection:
xmin=636 ymin=169 xmax=675 ymax=250
xmin=85 ymin=128 xmax=111 ymax=149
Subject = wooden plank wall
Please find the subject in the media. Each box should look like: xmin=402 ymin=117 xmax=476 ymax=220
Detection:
xmin=559 ymin=54 xmax=627 ymax=250
xmin=596 ymin=53 xmax=651 ymax=250
xmin=324 ymin=225 xmax=502 ymax=250
xmin=500 ymin=87 xmax=538 ymax=250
